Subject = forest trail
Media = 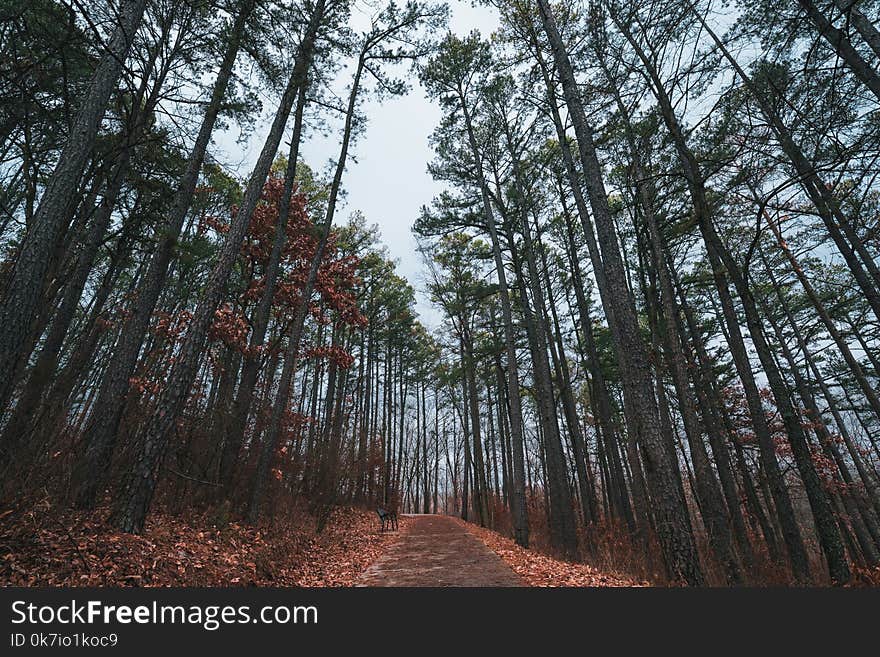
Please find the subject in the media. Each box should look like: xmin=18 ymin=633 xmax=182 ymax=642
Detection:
xmin=356 ymin=515 xmax=523 ymax=587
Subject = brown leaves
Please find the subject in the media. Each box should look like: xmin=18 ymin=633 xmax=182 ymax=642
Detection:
xmin=207 ymin=175 xmax=365 ymax=359
xmin=1 ymin=505 xmax=402 ymax=588
xmin=303 ymin=344 xmax=356 ymax=369
xmin=2 ymin=505 xmax=644 ymax=588
xmin=458 ymin=519 xmax=644 ymax=588
xmin=208 ymin=303 xmax=251 ymax=349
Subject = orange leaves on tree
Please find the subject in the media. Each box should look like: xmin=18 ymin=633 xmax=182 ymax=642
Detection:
xmin=213 ymin=175 xmax=365 ymax=363
xmin=152 ymin=310 xmax=193 ymax=341
xmin=209 ymin=303 xmax=250 ymax=351
xmin=303 ymin=344 xmax=356 ymax=369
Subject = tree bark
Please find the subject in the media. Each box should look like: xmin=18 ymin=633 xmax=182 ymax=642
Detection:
xmin=111 ymin=2 xmax=324 ymax=532
xmin=0 ymin=0 xmax=148 ymax=404
xmin=73 ymin=0 xmax=258 ymax=508
xmin=537 ymin=0 xmax=703 ymax=584
xmin=457 ymin=81 xmax=530 ymax=548
xmin=220 ymin=83 xmax=309 ymax=489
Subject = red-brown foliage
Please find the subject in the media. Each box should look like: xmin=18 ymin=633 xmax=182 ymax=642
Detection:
xmin=1 ymin=501 xmax=404 ymax=587
xmin=458 ymin=518 xmax=642 ymax=587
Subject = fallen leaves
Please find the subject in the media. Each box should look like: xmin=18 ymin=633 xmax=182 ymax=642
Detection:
xmin=2 ymin=504 xmax=644 ymax=588
xmin=0 ymin=505 xmax=404 ymax=588
xmin=458 ymin=519 xmax=646 ymax=587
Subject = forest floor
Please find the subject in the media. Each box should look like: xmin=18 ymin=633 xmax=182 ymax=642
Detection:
xmin=357 ymin=514 xmax=640 ymax=587
xmin=0 ymin=502 xmax=406 ymax=587
xmin=2 ymin=504 xmax=640 ymax=587
xmin=356 ymin=514 xmax=524 ymax=586
xmin=459 ymin=519 xmax=642 ymax=587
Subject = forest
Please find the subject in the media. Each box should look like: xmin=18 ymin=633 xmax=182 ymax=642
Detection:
xmin=1 ymin=0 xmax=879 ymax=588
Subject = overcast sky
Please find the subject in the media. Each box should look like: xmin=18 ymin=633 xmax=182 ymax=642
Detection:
xmin=217 ymin=1 xmax=501 ymax=329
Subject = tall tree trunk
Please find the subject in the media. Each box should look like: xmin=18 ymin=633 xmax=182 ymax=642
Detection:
xmin=247 ymin=32 xmax=361 ymax=523
xmin=220 ymin=84 xmax=309 ymax=489
xmin=834 ymin=0 xmax=880 ymax=60
xmin=798 ymin=0 xmax=880 ymax=101
xmin=72 ymin=0 xmax=258 ymax=508
xmin=111 ymin=2 xmax=325 ymax=532
xmin=0 ymin=0 xmax=148 ymax=403
xmin=501 ymin=130 xmax=578 ymax=557
xmin=599 ymin=39 xmax=742 ymax=580
xmin=538 ymin=237 xmax=599 ymax=525
xmin=537 ymin=0 xmax=703 ymax=584
xmin=457 ymin=82 xmax=530 ymax=548
xmin=462 ymin=322 xmax=488 ymax=526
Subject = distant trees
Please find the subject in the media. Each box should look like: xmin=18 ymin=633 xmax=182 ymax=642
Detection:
xmin=418 ymin=32 xmax=533 ymax=548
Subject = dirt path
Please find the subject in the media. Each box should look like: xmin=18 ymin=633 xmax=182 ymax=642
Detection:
xmin=356 ymin=514 xmax=523 ymax=587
